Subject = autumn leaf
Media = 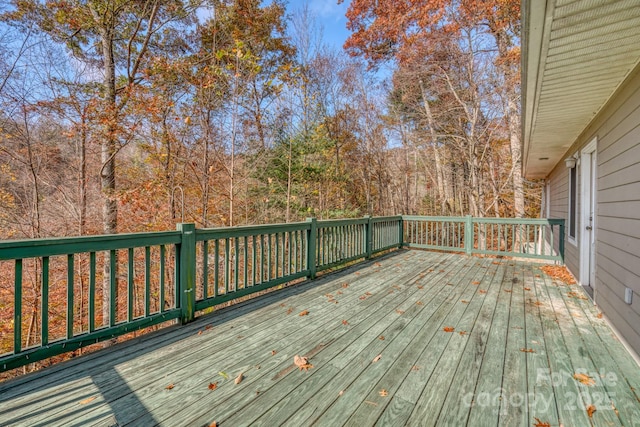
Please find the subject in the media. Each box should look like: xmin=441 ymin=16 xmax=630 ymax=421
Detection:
xmin=372 ymin=354 xmax=382 ymax=363
xmin=234 ymin=373 xmax=244 ymax=384
xmin=461 ymin=300 xmax=469 ymax=304
xmin=396 ymin=309 xmax=405 ymax=314
xmin=165 ymin=384 xmax=175 ymax=390
xmin=198 ymin=330 xmax=203 ymax=335
xmin=342 ymin=320 xmax=349 ymax=325
xmin=299 ymin=310 xmax=309 ymax=316
xmin=378 ymin=335 xmax=385 ymax=340
xmin=271 ymin=350 xmax=277 ymax=356
xmin=79 ymin=396 xmax=96 ymax=405
xmin=459 ymin=331 xmax=467 ymax=336
xmin=219 ymin=371 xmax=229 ymax=380
xmin=443 ymin=326 xmax=455 ymax=332
xmin=209 ymin=422 xmax=218 ymax=427
xmin=205 ymin=325 xmax=212 ymax=330
xmin=208 ymin=382 xmax=218 ymax=390
xmin=294 ymin=355 xmax=313 ymax=371
xmin=416 ymin=301 xmax=423 ymax=305
xmin=379 ymin=389 xmax=388 ymax=397
xmin=365 ymin=292 xmax=372 ymax=296
xmin=597 ymin=312 xmax=603 ymax=319
xmin=479 ymin=289 xmax=487 ymax=294
xmin=472 ymin=281 xmax=480 ymax=285
xmin=574 ymin=373 xmax=596 ymax=386
xmin=375 ymin=262 xmax=382 ymax=267
xmin=492 ymin=261 xmax=501 ymax=265
xmin=534 ymin=300 xmax=543 ymax=306
xmin=286 ymin=307 xmax=293 ymax=314
xmin=342 ymin=283 xmax=349 ymax=288
xmin=417 ymin=285 xmax=424 ymax=289
xmin=504 ymin=289 xmax=512 ymax=293
xmin=587 ymin=404 xmax=596 ymax=418
xmin=337 ymin=291 xmax=343 ymax=295
xmin=359 ymin=295 xmax=366 ymax=300
xmin=533 ymin=417 xmax=550 ymax=427
xmin=520 ymin=348 xmax=536 ymax=353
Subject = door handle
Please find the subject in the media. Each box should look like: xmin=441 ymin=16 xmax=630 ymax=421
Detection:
xmin=586 ymin=226 xmax=593 ymax=230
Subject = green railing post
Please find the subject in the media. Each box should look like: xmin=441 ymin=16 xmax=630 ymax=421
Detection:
xmin=365 ymin=215 xmax=373 ymax=259
xmin=464 ymin=215 xmax=473 ymax=255
xmin=306 ymin=218 xmax=317 ymax=280
xmin=177 ymin=223 xmax=196 ymax=324
xmin=398 ymin=216 xmax=404 ymax=248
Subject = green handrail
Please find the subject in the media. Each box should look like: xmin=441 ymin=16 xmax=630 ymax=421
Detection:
xmin=0 ymin=214 xmax=563 ymax=372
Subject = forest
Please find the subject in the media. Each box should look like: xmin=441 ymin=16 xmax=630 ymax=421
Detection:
xmin=0 ymin=0 xmax=536 ymax=243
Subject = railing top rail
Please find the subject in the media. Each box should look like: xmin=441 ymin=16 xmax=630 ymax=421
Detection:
xmin=0 ymin=231 xmax=182 ymax=260
xmin=195 ymin=221 xmax=310 ymax=240
xmin=470 ymin=217 xmax=564 ymax=225
xmin=371 ymin=215 xmax=403 ymax=223
xmin=402 ymin=215 xmax=467 ymax=221
xmin=316 ymin=218 xmax=369 ymax=227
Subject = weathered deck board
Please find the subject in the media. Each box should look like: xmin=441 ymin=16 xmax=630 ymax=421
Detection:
xmin=1 ymin=250 xmax=640 ymax=427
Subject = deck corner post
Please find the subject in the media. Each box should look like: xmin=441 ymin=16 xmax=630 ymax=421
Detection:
xmin=464 ymin=215 xmax=473 ymax=255
xmin=306 ymin=217 xmax=317 ymax=279
xmin=398 ymin=216 xmax=404 ymax=248
xmin=559 ymin=220 xmax=565 ymax=265
xmin=365 ymin=215 xmax=373 ymax=259
xmin=177 ymin=223 xmax=196 ymax=324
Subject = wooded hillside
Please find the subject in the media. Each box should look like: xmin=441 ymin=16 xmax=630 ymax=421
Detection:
xmin=0 ymin=0 xmax=538 ymax=243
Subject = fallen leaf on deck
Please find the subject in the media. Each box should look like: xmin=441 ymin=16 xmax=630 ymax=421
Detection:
xmin=587 ymin=404 xmax=596 ymax=418
xmin=219 ymin=371 xmax=229 ymax=379
xmin=417 ymin=285 xmax=424 ymax=289
xmin=534 ymin=301 xmax=543 ymax=306
xmin=504 ymin=289 xmax=512 ymax=293
xmin=79 ymin=396 xmax=97 ymax=405
xmin=428 ymin=269 xmax=434 ymax=272
xmin=379 ymin=335 xmax=385 ymax=340
xmin=461 ymin=300 xmax=469 ymax=304
xmin=198 ymin=330 xmax=203 ymax=335
xmin=279 ymin=303 xmax=286 ymax=307
xmin=541 ymin=265 xmax=576 ymax=284
xmin=342 ymin=283 xmax=349 ymax=288
xmin=524 ymin=287 xmax=531 ymax=291
xmin=533 ymin=417 xmax=550 ymax=427
xmin=567 ymin=291 xmax=588 ymax=300
xmin=443 ymin=326 xmax=455 ymax=332
xmin=459 ymin=331 xmax=467 ymax=336
xmin=209 ymin=422 xmax=218 ymax=427
xmin=411 ymin=365 xmax=420 ymax=371
xmin=492 ymin=261 xmax=502 ymax=265
xmin=326 ymin=293 xmax=334 ymax=298
xmin=286 ymin=307 xmax=293 ymax=314
xmin=235 ymin=373 xmax=244 ymax=384
xmin=574 ymin=373 xmax=595 ymax=386
xmin=447 ymin=283 xmax=454 ymax=286
xmin=337 ymin=291 xmax=343 ymax=295
xmin=520 ymin=348 xmax=536 ymax=353
xmin=372 ymin=354 xmax=382 ymax=363
xmin=165 ymin=384 xmax=175 ymax=390
xmin=597 ymin=312 xmax=603 ymax=319
xmin=479 ymin=289 xmax=487 ymax=294
xmin=299 ymin=310 xmax=309 ymax=316
xmin=366 ymin=292 xmax=372 ymax=296
xmin=271 ymin=350 xmax=277 ymax=356
xmin=339 ymin=390 xmax=344 ymax=396
xmin=472 ymin=281 xmax=480 ymax=285
xmin=379 ymin=389 xmax=388 ymax=397
xmin=208 ymin=382 xmax=218 ymax=390
xmin=416 ymin=301 xmax=423 ymax=305
xmin=359 ymin=295 xmax=366 ymax=300
xmin=205 ymin=325 xmax=212 ymax=330
xmin=439 ymin=270 xmax=445 ymax=273
xmin=396 ymin=309 xmax=405 ymax=314
xmin=294 ymin=355 xmax=313 ymax=371
xmin=355 ymin=272 xmax=360 ymax=275
xmin=342 ymin=320 xmax=349 ymax=325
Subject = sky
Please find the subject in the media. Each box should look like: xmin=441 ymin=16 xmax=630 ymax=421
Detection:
xmin=296 ymin=0 xmax=351 ymax=51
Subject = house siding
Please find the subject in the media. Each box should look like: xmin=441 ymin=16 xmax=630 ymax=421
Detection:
xmin=546 ymin=65 xmax=640 ymax=356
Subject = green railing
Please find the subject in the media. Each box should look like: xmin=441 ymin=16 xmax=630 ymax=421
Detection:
xmin=402 ymin=216 xmax=565 ymax=262
xmin=0 ymin=215 xmax=563 ymax=372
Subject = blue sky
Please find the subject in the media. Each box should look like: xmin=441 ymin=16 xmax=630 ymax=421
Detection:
xmin=296 ymin=0 xmax=351 ymax=50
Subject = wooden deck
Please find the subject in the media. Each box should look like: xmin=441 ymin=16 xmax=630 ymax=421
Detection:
xmin=1 ymin=250 xmax=640 ymax=427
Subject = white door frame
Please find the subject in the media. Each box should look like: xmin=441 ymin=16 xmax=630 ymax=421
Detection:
xmin=580 ymin=137 xmax=597 ymax=298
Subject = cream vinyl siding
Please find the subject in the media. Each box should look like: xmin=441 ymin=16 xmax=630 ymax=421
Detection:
xmin=546 ymin=66 xmax=640 ymax=355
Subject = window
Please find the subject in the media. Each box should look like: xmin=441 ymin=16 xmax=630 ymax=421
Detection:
xmin=568 ymin=163 xmax=577 ymax=241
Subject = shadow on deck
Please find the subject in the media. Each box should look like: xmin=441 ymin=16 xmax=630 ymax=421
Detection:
xmin=1 ymin=250 xmax=639 ymax=426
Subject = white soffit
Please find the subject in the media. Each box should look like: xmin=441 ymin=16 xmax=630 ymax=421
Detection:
xmin=522 ymin=0 xmax=640 ymax=179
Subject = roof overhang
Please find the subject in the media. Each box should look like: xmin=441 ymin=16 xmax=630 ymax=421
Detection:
xmin=522 ymin=0 xmax=640 ymax=179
